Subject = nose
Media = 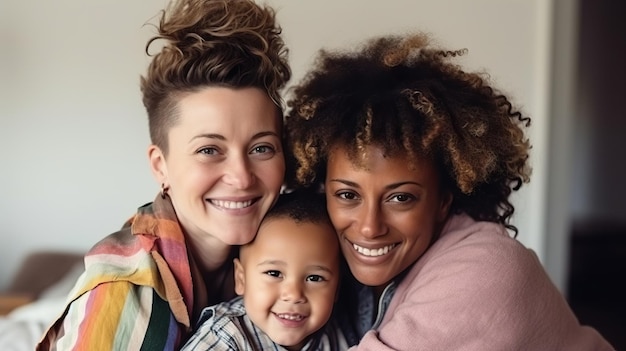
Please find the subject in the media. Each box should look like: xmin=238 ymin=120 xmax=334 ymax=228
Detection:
xmin=281 ymin=279 xmax=306 ymax=304
xmin=223 ymin=155 xmax=255 ymax=189
xmin=357 ymin=201 xmax=387 ymax=239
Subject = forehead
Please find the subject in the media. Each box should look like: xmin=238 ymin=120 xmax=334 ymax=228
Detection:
xmin=327 ymin=143 xmax=439 ymax=184
xmin=174 ymin=86 xmax=280 ymax=133
xmin=328 ymin=143 xmax=398 ymax=168
xmin=241 ymin=217 xmax=338 ymax=263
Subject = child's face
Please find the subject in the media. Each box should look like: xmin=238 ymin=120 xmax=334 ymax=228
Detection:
xmin=234 ymin=216 xmax=340 ymax=349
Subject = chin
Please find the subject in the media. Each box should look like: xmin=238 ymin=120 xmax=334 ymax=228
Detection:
xmin=226 ymin=234 xmax=256 ymax=246
xmin=354 ymin=274 xmax=384 ymax=286
xmin=272 ymin=338 xmax=303 ymax=349
xmin=224 ymin=223 xmax=261 ymax=244
xmin=351 ymin=268 xmax=390 ymax=287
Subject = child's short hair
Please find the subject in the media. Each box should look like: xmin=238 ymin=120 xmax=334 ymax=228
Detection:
xmin=264 ymin=189 xmax=329 ymax=225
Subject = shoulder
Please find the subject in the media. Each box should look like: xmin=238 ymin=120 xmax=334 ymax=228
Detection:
xmin=191 ymin=297 xmax=250 ymax=341
xmin=66 ymin=225 xmax=169 ymax=305
xmin=80 ymin=229 xmax=159 ymax=289
xmin=196 ymin=296 xmax=246 ymax=329
xmin=79 ymin=199 xmax=175 ymax=293
xmin=185 ymin=297 xmax=264 ymax=350
xmin=41 ymin=283 xmax=179 ymax=351
xmin=375 ymin=215 xmax=603 ymax=348
xmin=423 ymin=213 xmax=539 ymax=279
xmin=394 ymin=214 xmax=555 ymax=318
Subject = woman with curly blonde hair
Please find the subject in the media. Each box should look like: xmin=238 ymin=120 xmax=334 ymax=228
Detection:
xmin=285 ymin=33 xmax=612 ymax=350
xmin=38 ymin=0 xmax=290 ymax=349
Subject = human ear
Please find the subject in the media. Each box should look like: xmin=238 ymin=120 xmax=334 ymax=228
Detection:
xmin=437 ymin=191 xmax=453 ymax=222
xmin=233 ymin=258 xmax=245 ymax=296
xmin=148 ymin=144 xmax=167 ymax=185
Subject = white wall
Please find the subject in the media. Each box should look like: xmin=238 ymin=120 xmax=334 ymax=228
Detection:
xmin=0 ymin=0 xmax=557 ymax=291
xmin=544 ymin=0 xmax=580 ymax=296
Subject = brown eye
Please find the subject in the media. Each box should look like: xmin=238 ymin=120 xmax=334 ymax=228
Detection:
xmin=306 ymin=275 xmax=325 ymax=282
xmin=337 ymin=191 xmax=358 ymax=201
xmin=389 ymin=193 xmax=416 ymax=203
xmin=264 ymin=270 xmax=282 ymax=278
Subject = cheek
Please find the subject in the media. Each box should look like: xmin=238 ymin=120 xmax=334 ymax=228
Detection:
xmin=245 ymin=279 xmax=276 ymax=308
xmin=401 ymin=205 xmax=438 ymax=233
xmin=169 ymin=161 xmax=212 ymax=187
xmin=311 ymin=286 xmax=337 ymax=317
xmin=326 ymin=203 xmax=348 ymax=232
xmin=255 ymin=160 xmax=285 ymax=189
xmin=400 ymin=221 xmax=434 ymax=257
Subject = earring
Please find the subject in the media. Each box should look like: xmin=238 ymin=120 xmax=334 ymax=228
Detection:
xmin=160 ymin=183 xmax=169 ymax=198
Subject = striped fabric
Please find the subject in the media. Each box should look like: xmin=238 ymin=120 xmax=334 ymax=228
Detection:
xmin=37 ymin=195 xmax=199 ymax=351
xmin=181 ymin=296 xmax=349 ymax=351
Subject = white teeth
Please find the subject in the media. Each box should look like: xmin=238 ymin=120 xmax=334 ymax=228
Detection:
xmin=276 ymin=313 xmax=304 ymax=321
xmin=352 ymin=243 xmax=395 ymax=257
xmin=211 ymin=199 xmax=253 ymax=209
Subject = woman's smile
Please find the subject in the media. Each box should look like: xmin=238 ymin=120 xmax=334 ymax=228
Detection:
xmin=348 ymin=240 xmax=398 ymax=258
xmin=326 ymin=144 xmax=450 ymax=289
xmin=209 ymin=198 xmax=257 ymax=210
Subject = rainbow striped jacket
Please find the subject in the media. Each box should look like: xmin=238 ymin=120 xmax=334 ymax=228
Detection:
xmin=36 ymin=194 xmax=223 ymax=351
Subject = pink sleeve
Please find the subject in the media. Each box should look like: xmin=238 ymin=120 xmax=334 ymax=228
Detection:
xmin=350 ymin=226 xmax=614 ymax=350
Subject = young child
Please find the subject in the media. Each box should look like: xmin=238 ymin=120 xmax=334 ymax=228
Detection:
xmin=181 ymin=190 xmax=348 ymax=351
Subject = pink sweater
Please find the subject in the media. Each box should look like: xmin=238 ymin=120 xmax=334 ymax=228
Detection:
xmin=352 ymin=214 xmax=614 ymax=351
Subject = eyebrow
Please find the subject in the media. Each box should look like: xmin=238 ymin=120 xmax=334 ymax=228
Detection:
xmin=191 ymin=131 xmax=280 ymax=142
xmin=307 ymin=265 xmax=335 ymax=274
xmin=328 ymin=179 xmax=423 ymax=190
xmin=257 ymin=260 xmax=335 ymax=274
xmin=257 ymin=259 xmax=286 ymax=267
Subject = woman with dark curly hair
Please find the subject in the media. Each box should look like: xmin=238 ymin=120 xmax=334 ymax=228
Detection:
xmin=285 ymin=33 xmax=613 ymax=350
xmin=37 ymin=0 xmax=290 ymax=350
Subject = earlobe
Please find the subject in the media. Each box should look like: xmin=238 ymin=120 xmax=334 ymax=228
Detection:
xmin=233 ymin=258 xmax=245 ymax=296
xmin=148 ymin=144 xmax=167 ymax=184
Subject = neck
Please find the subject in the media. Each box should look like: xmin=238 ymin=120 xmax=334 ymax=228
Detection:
xmin=186 ymin=232 xmax=234 ymax=273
